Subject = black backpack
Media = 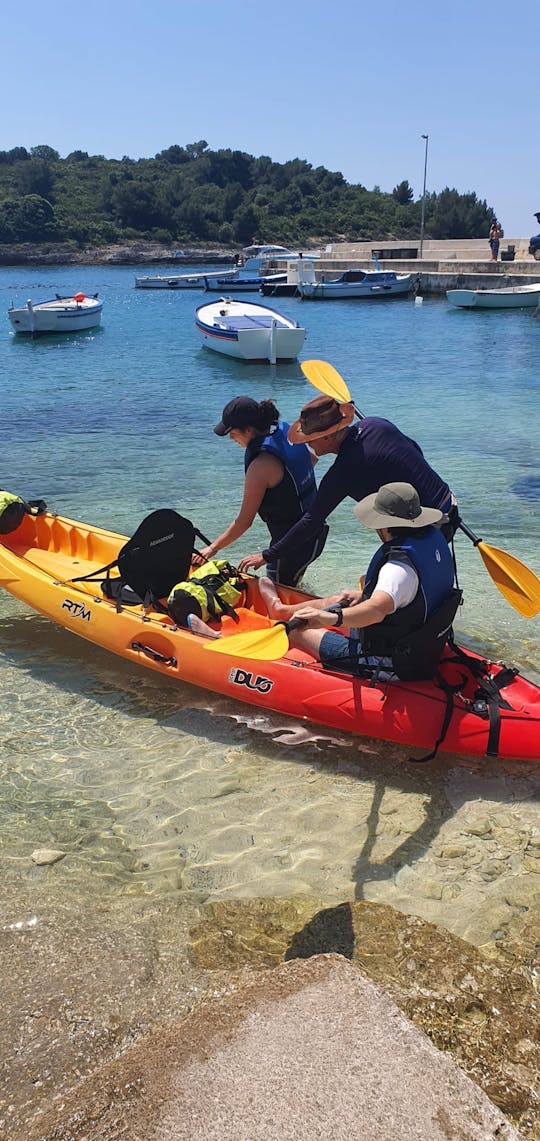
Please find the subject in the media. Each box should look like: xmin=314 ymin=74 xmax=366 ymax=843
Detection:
xmin=72 ymin=510 xmax=210 ymax=610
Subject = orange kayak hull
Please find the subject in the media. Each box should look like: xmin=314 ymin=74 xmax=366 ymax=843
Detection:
xmin=1 ymin=511 xmax=539 ymax=762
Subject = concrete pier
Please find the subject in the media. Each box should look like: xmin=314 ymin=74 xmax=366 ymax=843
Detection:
xmin=307 ymin=238 xmax=540 ymax=295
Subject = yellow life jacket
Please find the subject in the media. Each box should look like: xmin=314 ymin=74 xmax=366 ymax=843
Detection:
xmin=0 ymin=490 xmax=46 ymax=534
xmin=167 ymin=559 xmax=245 ymax=626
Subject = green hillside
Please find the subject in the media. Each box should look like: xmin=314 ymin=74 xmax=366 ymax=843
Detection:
xmin=0 ymin=142 xmax=494 ymax=248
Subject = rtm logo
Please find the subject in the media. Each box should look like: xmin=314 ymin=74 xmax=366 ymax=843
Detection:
xmin=62 ymin=599 xmax=91 ymax=622
xmin=229 ymin=668 xmax=274 ymax=695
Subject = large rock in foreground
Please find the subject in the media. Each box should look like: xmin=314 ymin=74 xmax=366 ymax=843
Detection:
xmin=26 ymin=954 xmax=522 ymax=1141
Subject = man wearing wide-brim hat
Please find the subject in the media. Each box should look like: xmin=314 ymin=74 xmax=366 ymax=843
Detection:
xmin=257 ymin=481 xmax=458 ymax=682
xmin=237 ymin=394 xmax=456 ymax=579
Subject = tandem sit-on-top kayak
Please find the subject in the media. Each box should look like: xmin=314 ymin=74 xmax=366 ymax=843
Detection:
xmin=0 ymin=506 xmax=539 ymax=762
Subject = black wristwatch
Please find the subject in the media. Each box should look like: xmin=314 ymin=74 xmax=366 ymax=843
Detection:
xmin=325 ymin=603 xmax=344 ymax=627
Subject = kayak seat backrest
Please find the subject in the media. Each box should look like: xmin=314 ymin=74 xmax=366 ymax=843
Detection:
xmin=71 ymin=509 xmax=212 ymax=609
xmin=117 ymin=509 xmax=198 ymax=600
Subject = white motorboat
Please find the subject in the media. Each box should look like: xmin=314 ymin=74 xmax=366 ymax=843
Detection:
xmin=195 ymin=298 xmax=305 ymax=363
xmin=261 ymin=258 xmax=319 ymax=297
xmin=446 ymin=284 xmax=540 ymax=309
xmin=298 ymin=268 xmax=412 ymax=299
xmin=8 ymin=292 xmax=102 ymax=334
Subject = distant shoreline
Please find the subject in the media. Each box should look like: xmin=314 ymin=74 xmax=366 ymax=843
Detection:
xmin=0 ymin=242 xmax=236 ymax=268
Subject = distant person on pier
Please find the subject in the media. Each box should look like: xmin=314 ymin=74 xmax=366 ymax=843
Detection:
xmin=489 ymin=219 xmax=503 ymax=261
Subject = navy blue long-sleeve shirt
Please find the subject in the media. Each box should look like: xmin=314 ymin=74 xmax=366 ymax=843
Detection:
xmin=262 ymin=418 xmax=451 ymax=563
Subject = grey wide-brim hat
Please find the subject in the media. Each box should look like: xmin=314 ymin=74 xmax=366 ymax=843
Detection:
xmin=354 ymin=482 xmax=444 ymax=530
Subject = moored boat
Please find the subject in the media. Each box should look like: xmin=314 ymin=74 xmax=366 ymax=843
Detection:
xmin=202 ymin=272 xmax=287 ymax=293
xmin=446 ymin=284 xmax=540 ymax=309
xmin=0 ymin=507 xmax=539 ymax=762
xmin=195 ymin=297 xmax=305 ymax=362
xmin=134 ymin=244 xmax=305 ymax=291
xmin=298 ymin=269 xmax=412 ymax=300
xmin=8 ymin=292 xmax=102 ymax=334
xmin=135 ymin=269 xmax=237 ymax=289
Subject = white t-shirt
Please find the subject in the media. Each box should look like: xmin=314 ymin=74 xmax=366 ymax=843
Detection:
xmin=374 ymin=556 xmax=419 ymax=612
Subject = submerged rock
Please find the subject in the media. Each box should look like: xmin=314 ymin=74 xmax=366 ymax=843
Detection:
xmin=25 ymin=955 xmax=523 ymax=1141
xmin=189 ymin=897 xmax=540 ymax=1135
xmin=30 ymin=849 xmax=66 ymax=866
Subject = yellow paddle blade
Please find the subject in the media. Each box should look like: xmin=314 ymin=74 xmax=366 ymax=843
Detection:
xmin=477 ymin=541 xmax=540 ymax=618
xmin=205 ymin=622 xmax=290 ymax=661
xmin=300 ymin=360 xmax=353 ymax=404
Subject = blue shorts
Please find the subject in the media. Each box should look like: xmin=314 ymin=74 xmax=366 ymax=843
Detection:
xmin=319 ymin=632 xmax=394 ymax=678
xmin=319 ymin=631 xmax=361 ymax=674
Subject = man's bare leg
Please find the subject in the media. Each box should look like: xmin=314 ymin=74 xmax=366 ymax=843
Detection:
xmin=258 ymin=577 xmax=296 ymax=621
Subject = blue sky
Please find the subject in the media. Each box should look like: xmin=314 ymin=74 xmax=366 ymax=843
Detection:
xmin=2 ymin=0 xmax=538 ymax=238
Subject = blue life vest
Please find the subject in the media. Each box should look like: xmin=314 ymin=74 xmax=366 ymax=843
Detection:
xmin=245 ymin=421 xmax=317 ymax=541
xmin=361 ymin=528 xmax=456 ymax=667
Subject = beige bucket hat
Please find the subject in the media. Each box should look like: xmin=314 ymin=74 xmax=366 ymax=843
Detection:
xmin=354 ymin=482 xmax=444 ymax=530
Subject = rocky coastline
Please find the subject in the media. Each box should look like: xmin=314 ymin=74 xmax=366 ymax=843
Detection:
xmin=0 ymin=242 xmax=235 ymax=267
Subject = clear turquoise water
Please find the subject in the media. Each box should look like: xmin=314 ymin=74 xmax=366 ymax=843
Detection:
xmin=2 ymin=265 xmax=539 ymax=666
xmin=1 ymin=265 xmax=539 ymax=953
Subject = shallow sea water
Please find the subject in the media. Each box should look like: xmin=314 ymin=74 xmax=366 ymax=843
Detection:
xmin=1 ymin=265 xmax=539 ymax=959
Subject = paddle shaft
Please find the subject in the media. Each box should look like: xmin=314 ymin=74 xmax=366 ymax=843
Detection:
xmin=457 ymin=519 xmax=482 ymax=546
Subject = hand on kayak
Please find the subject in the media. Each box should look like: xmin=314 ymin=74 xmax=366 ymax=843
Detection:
xmin=199 ymin=544 xmax=217 ymax=562
xmin=238 ymin=552 xmax=266 ymax=574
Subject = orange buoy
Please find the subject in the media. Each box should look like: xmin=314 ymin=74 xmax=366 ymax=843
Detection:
xmin=73 ymin=291 xmax=86 ymax=302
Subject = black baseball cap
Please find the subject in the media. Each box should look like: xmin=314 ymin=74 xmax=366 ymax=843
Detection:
xmin=213 ymin=396 xmax=262 ymax=436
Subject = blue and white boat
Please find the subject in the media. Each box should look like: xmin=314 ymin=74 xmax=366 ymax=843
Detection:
xmin=195 ymin=297 xmax=305 ymax=363
xmin=298 ymin=268 xmax=412 ymax=299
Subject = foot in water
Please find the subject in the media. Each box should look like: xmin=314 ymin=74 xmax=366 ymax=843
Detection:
xmin=187 ymin=614 xmax=222 ymax=639
xmin=258 ymin=577 xmax=295 ymax=621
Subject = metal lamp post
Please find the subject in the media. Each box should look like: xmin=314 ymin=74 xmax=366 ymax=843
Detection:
xmin=419 ymin=133 xmax=429 ymax=259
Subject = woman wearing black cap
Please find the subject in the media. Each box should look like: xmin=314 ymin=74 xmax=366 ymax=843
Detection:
xmin=199 ymin=395 xmax=328 ymax=586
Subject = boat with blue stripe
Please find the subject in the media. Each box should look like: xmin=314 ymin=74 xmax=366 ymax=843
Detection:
xmin=195 ymin=297 xmax=305 ymax=362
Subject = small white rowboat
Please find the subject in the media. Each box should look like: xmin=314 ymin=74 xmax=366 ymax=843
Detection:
xmin=8 ymin=292 xmax=102 ymax=334
xmin=447 ymin=283 xmax=540 ymax=309
xmin=195 ymin=298 xmax=305 ymax=363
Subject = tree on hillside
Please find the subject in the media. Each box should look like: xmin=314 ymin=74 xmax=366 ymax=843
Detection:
xmin=393 ymin=180 xmax=414 ymax=204
xmin=17 ymin=158 xmax=54 ymax=200
xmin=0 ymin=194 xmax=57 ymax=241
xmin=425 ymin=188 xmax=494 ymax=239
xmin=233 ymin=204 xmax=260 ymax=243
xmin=156 ymin=145 xmax=190 ymax=164
xmin=30 ymin=145 xmax=60 ymax=162
xmin=185 ymin=140 xmax=209 ymax=160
